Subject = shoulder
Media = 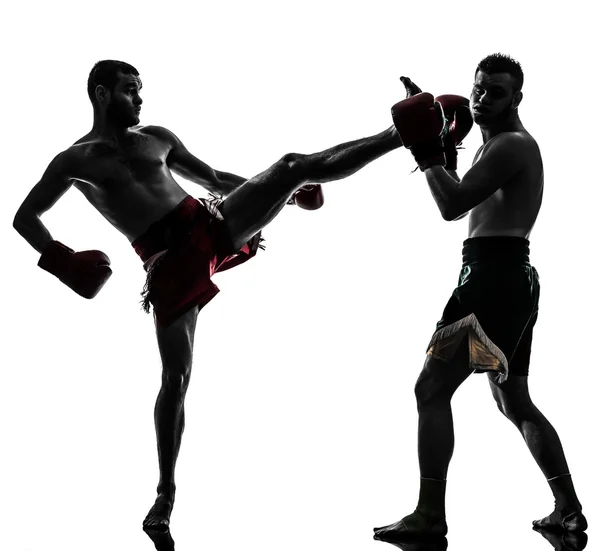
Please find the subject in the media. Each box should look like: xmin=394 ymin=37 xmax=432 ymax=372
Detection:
xmin=484 ymin=131 xmax=538 ymax=153
xmin=480 ymin=131 xmax=539 ymax=166
xmin=140 ymin=125 xmax=182 ymax=146
xmin=43 ymin=146 xmax=82 ymax=178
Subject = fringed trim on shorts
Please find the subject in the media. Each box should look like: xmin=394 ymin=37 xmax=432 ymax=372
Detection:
xmin=139 ymin=252 xmax=169 ymax=314
xmin=427 ymin=313 xmax=510 ymax=383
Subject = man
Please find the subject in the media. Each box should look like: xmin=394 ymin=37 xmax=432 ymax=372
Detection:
xmin=373 ymin=54 xmax=587 ymax=541
xmin=13 ymin=60 xmax=402 ymax=532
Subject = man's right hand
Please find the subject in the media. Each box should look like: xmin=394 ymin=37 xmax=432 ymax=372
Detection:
xmin=435 ymin=95 xmax=473 ymax=170
xmin=38 ymin=241 xmax=113 ymax=299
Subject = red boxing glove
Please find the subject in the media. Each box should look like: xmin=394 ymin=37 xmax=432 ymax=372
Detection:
xmin=391 ymin=92 xmax=446 ymax=170
xmin=38 ymin=240 xmax=113 ymax=299
xmin=435 ymin=95 xmax=473 ymax=170
xmin=289 ymin=184 xmax=324 ymax=210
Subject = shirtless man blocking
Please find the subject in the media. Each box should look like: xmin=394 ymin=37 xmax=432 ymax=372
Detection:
xmin=373 ymin=54 xmax=587 ymax=541
xmin=13 ymin=60 xmax=401 ymax=532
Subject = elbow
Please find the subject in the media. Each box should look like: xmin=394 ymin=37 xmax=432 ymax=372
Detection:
xmin=440 ymin=200 xmax=465 ymax=222
xmin=13 ymin=211 xmax=25 ymax=232
xmin=13 ymin=207 xmax=35 ymax=233
xmin=440 ymin=205 xmax=457 ymax=222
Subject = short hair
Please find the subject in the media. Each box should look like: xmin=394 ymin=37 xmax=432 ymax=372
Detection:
xmin=87 ymin=60 xmax=140 ymax=108
xmin=476 ymin=53 xmax=524 ymax=92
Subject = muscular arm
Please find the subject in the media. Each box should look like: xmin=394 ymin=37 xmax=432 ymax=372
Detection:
xmin=151 ymin=126 xmax=247 ymax=196
xmin=423 ymin=133 xmax=527 ymax=221
xmin=13 ymin=152 xmax=74 ymax=253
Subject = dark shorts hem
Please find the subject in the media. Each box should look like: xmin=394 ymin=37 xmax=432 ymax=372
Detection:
xmin=427 ymin=237 xmax=540 ymax=380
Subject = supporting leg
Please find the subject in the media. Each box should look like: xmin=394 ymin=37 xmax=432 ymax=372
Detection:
xmin=143 ymin=307 xmax=199 ymax=532
xmin=488 ymin=374 xmax=587 ymax=532
xmin=374 ymin=341 xmax=474 ymax=541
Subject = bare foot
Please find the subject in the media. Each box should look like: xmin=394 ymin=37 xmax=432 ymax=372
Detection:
xmin=533 ymin=509 xmax=588 ymax=532
xmin=143 ymin=494 xmax=174 ymax=533
xmin=400 ymin=76 xmax=423 ymax=98
xmin=374 ymin=510 xmax=448 ymax=541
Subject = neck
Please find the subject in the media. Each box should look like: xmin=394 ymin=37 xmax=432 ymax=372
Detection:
xmin=480 ymin=112 xmax=524 ymax=143
xmin=91 ymin=112 xmax=131 ymax=141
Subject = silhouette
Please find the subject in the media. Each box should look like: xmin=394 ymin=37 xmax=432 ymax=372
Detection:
xmin=13 ymin=59 xmax=402 ymax=532
xmin=374 ymin=53 xmax=585 ymax=539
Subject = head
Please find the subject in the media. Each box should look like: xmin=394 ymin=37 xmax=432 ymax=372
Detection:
xmin=88 ymin=60 xmax=143 ymax=127
xmin=471 ymin=53 xmax=524 ymax=127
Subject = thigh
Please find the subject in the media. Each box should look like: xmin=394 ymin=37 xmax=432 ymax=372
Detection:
xmin=507 ymin=311 xmax=538 ymax=377
xmin=219 ymin=156 xmax=302 ymax=249
xmin=154 ymin=307 xmax=199 ymax=376
xmin=417 ymin=337 xmax=475 ymax=401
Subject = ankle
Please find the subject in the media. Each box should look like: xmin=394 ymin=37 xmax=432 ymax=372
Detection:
xmin=547 ymin=473 xmax=581 ymax=512
xmin=554 ymin=499 xmax=582 ymax=513
xmin=416 ymin=506 xmax=446 ymax=521
xmin=157 ymin=482 xmax=176 ymax=500
xmin=416 ymin=477 xmax=447 ymax=520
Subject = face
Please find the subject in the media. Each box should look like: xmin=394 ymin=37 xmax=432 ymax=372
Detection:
xmin=470 ymin=70 xmax=521 ymax=127
xmin=104 ymin=71 xmax=143 ymax=127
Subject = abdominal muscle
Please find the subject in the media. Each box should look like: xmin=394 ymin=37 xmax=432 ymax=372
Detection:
xmin=467 ymin=180 xmax=542 ymax=240
xmin=73 ymin=174 xmax=191 ymax=243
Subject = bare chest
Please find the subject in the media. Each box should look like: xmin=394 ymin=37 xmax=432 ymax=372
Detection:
xmin=73 ymin=134 xmax=171 ymax=190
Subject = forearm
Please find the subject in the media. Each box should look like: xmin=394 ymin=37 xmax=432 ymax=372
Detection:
xmin=423 ymin=165 xmax=462 ymax=221
xmin=13 ymin=210 xmax=54 ymax=254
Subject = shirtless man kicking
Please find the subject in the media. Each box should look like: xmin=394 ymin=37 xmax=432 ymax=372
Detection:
xmin=13 ymin=60 xmax=401 ymax=532
xmin=373 ymin=54 xmax=587 ymax=541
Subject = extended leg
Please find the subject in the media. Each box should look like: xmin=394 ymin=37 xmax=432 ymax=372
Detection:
xmin=374 ymin=341 xmax=474 ymax=541
xmin=220 ymin=126 xmax=400 ymax=250
xmin=143 ymin=307 xmax=199 ymax=532
xmin=488 ymin=374 xmax=587 ymax=531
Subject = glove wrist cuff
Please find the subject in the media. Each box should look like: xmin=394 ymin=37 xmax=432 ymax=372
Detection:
xmin=411 ymin=139 xmax=446 ymax=171
xmin=444 ymin=150 xmax=458 ymax=170
xmin=38 ymin=240 xmax=74 ymax=276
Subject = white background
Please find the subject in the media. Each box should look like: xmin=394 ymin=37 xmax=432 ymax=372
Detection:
xmin=2 ymin=1 xmax=597 ymax=550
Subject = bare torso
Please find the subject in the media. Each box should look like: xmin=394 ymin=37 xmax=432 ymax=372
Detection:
xmin=66 ymin=126 xmax=189 ymax=242
xmin=467 ymin=130 xmax=544 ymax=239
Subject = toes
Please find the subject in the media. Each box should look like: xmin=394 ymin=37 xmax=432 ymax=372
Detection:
xmin=143 ymin=519 xmax=169 ymax=533
xmin=400 ymin=76 xmax=423 ymax=98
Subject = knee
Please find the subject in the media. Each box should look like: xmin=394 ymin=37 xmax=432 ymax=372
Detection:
xmin=161 ymin=364 xmax=192 ymax=392
xmin=414 ymin=373 xmax=446 ymax=410
xmin=494 ymin=395 xmax=529 ymax=424
xmin=279 ymin=152 xmax=307 ymax=177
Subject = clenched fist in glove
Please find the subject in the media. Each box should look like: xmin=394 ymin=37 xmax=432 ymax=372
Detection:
xmin=38 ymin=240 xmax=113 ymax=299
xmin=288 ymin=184 xmax=324 ymax=210
xmin=391 ymin=89 xmax=447 ymax=171
xmin=435 ymin=95 xmax=473 ymax=170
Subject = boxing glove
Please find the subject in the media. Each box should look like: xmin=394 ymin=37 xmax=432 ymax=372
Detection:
xmin=391 ymin=92 xmax=446 ymax=170
xmin=289 ymin=184 xmax=324 ymax=210
xmin=38 ymin=240 xmax=113 ymax=299
xmin=435 ymin=95 xmax=473 ymax=170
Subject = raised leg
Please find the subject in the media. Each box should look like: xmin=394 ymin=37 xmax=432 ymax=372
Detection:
xmin=220 ymin=126 xmax=400 ymax=250
xmin=488 ymin=374 xmax=587 ymax=531
xmin=143 ymin=307 xmax=199 ymax=532
xmin=374 ymin=340 xmax=474 ymax=541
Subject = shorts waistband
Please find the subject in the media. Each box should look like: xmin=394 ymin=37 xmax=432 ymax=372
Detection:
xmin=462 ymin=236 xmax=530 ymax=266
